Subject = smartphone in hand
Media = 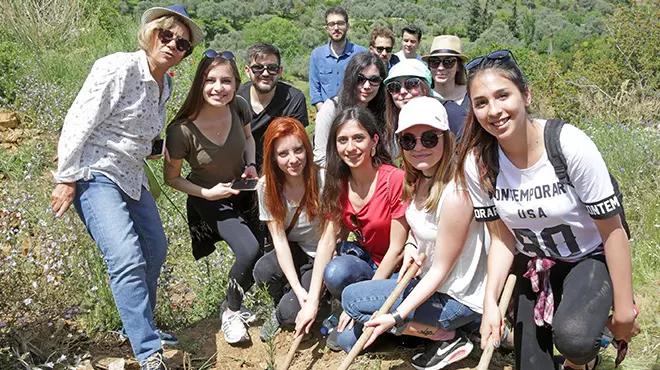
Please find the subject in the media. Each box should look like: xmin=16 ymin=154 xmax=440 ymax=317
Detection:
xmin=151 ymin=138 xmax=166 ymax=157
xmin=231 ymin=178 xmax=259 ymax=191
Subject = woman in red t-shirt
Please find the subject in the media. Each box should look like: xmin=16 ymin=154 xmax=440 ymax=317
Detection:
xmin=295 ymin=106 xmax=409 ymax=346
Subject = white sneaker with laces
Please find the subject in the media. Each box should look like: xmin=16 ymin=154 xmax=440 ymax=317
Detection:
xmin=221 ymin=309 xmax=250 ymax=344
xmin=221 ymin=300 xmax=257 ymax=325
xmin=140 ymin=352 xmax=167 ymax=370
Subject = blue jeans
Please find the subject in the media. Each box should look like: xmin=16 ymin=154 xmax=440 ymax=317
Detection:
xmin=73 ymin=173 xmax=167 ymax=361
xmin=337 ymin=278 xmax=480 ymax=353
xmin=323 ymin=242 xmax=378 ymax=299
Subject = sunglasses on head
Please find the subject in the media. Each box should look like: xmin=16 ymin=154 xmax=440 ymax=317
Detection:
xmin=386 ymin=77 xmax=422 ymax=95
xmin=157 ymin=29 xmax=191 ymax=53
xmin=250 ymin=63 xmax=280 ymax=75
xmin=349 ymin=214 xmax=365 ymax=244
xmin=204 ymin=49 xmax=235 ymax=60
xmin=465 ymin=49 xmax=517 ymax=71
xmin=357 ymin=73 xmax=382 ymax=86
xmin=374 ymin=46 xmax=393 ymax=54
xmin=398 ymin=130 xmax=444 ymax=151
xmin=427 ymin=56 xmax=457 ymax=69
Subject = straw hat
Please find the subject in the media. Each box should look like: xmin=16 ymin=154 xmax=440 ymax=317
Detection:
xmin=421 ymin=35 xmax=468 ymax=62
xmin=141 ymin=4 xmax=204 ymax=47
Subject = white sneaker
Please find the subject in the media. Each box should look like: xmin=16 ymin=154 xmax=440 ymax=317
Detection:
xmin=221 ymin=300 xmax=257 ymax=325
xmin=221 ymin=309 xmax=250 ymax=344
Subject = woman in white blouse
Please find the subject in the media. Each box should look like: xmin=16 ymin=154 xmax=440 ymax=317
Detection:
xmin=50 ymin=5 xmax=202 ymax=370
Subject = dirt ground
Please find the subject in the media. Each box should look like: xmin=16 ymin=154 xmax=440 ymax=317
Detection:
xmin=172 ymin=317 xmax=516 ymax=370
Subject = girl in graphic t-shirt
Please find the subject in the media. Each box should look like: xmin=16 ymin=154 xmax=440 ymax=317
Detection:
xmin=164 ymin=50 xmax=260 ymax=345
xmin=295 ymin=107 xmax=409 ymax=347
xmin=252 ymin=117 xmax=329 ymax=342
xmin=337 ymin=97 xmax=489 ymax=370
xmin=455 ymin=50 xmax=640 ymax=370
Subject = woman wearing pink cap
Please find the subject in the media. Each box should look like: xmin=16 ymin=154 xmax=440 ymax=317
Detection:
xmin=336 ymin=97 xmax=488 ymax=370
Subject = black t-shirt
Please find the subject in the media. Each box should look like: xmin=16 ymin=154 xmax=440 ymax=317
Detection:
xmin=237 ymin=81 xmax=309 ymax=170
xmin=443 ymin=95 xmax=470 ymax=141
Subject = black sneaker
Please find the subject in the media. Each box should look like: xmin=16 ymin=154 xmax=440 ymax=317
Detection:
xmin=325 ymin=328 xmax=342 ymax=352
xmin=411 ymin=333 xmax=473 ymax=370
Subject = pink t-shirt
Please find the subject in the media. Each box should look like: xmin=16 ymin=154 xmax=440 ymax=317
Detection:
xmin=340 ymin=164 xmax=408 ymax=265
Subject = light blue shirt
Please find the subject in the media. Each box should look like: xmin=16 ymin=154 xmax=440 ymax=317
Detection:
xmin=309 ymin=41 xmax=367 ymax=105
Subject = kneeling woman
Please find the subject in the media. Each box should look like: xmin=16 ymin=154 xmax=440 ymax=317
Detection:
xmin=456 ymin=50 xmax=639 ymax=370
xmin=338 ymin=97 xmax=488 ymax=370
xmin=252 ymin=117 xmax=327 ymax=341
xmin=295 ymin=107 xmax=409 ymax=338
xmin=165 ymin=50 xmax=260 ymax=345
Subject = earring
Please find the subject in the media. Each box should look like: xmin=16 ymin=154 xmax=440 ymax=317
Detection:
xmin=371 ymin=147 xmax=376 ymax=157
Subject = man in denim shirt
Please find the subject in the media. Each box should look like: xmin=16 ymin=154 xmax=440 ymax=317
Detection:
xmin=309 ymin=6 xmax=366 ymax=111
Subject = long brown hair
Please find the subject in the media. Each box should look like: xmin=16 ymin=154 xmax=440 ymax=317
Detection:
xmin=170 ymin=53 xmax=241 ymax=123
xmin=455 ymin=55 xmax=529 ymax=194
xmin=320 ymin=107 xmax=392 ymax=230
xmin=261 ymin=117 xmax=319 ymax=226
xmin=401 ymin=131 xmax=455 ymax=213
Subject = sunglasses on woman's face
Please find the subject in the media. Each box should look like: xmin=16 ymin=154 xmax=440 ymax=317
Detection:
xmin=357 ymin=73 xmax=383 ymax=86
xmin=398 ymin=131 xmax=444 ymax=151
xmin=386 ymin=77 xmax=422 ymax=95
xmin=157 ymin=29 xmax=191 ymax=53
xmin=204 ymin=49 xmax=235 ymax=60
xmin=465 ymin=49 xmax=517 ymax=71
xmin=250 ymin=63 xmax=280 ymax=75
xmin=349 ymin=213 xmax=365 ymax=244
xmin=428 ymin=56 xmax=457 ymax=69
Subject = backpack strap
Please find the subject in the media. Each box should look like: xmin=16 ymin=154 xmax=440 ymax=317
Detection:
xmin=544 ymin=119 xmax=572 ymax=186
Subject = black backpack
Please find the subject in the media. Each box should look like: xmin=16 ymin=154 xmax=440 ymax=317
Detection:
xmin=541 ymin=119 xmax=630 ymax=238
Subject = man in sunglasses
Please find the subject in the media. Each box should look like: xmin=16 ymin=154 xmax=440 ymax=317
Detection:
xmin=309 ymin=6 xmax=367 ymax=111
xmin=368 ymin=27 xmax=400 ymax=71
xmin=237 ymin=42 xmax=309 ymax=171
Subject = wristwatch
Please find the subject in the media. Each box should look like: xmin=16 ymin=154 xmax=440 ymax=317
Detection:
xmin=244 ymin=162 xmax=256 ymax=170
xmin=391 ymin=310 xmax=405 ymax=328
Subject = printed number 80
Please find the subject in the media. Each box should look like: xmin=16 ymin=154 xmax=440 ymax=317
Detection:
xmin=512 ymin=224 xmax=580 ymax=258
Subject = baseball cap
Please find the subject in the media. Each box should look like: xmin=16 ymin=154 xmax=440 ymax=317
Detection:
xmin=396 ymin=96 xmax=449 ymax=134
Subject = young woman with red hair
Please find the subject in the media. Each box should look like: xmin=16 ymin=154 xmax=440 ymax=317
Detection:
xmin=253 ymin=117 xmax=329 ymax=341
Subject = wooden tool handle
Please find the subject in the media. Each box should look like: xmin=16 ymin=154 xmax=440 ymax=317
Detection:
xmin=476 ymin=274 xmax=517 ymax=370
xmin=337 ymin=252 xmax=427 ymax=370
xmin=279 ymin=332 xmax=304 ymax=370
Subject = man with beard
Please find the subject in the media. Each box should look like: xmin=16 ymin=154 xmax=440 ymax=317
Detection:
xmin=369 ymin=27 xmax=400 ymax=70
xmin=237 ymin=43 xmax=309 ymax=170
xmin=309 ymin=6 xmax=366 ymax=111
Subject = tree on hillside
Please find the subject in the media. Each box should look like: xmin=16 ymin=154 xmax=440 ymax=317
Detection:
xmin=509 ymin=0 xmax=520 ymax=38
xmin=467 ymin=0 xmax=483 ymax=41
xmin=521 ymin=9 xmax=535 ymax=46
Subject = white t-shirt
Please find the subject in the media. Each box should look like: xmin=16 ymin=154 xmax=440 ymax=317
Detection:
xmin=394 ymin=50 xmax=423 ymax=63
xmin=257 ymin=173 xmax=324 ymax=257
xmin=406 ymin=180 xmax=488 ymax=313
xmin=465 ymin=120 xmax=622 ymax=262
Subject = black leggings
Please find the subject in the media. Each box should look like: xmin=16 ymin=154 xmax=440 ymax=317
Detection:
xmin=189 ymin=196 xmax=261 ymax=312
xmin=512 ymin=253 xmax=613 ymax=369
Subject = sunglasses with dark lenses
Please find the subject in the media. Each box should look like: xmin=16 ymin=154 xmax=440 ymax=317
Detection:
xmin=465 ymin=49 xmax=517 ymax=71
xmin=374 ymin=46 xmax=393 ymax=54
xmin=357 ymin=73 xmax=383 ymax=86
xmin=250 ymin=63 xmax=280 ymax=75
xmin=398 ymin=131 xmax=444 ymax=151
xmin=386 ymin=77 xmax=422 ymax=95
xmin=349 ymin=214 xmax=365 ymax=243
xmin=157 ymin=29 xmax=191 ymax=53
xmin=427 ymin=56 xmax=457 ymax=69
xmin=204 ymin=49 xmax=235 ymax=60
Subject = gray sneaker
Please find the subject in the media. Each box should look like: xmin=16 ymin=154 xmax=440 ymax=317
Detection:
xmin=259 ymin=307 xmax=281 ymax=342
xmin=140 ymin=352 xmax=167 ymax=370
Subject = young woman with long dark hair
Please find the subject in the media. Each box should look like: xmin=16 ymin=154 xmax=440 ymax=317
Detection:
xmin=296 ymin=107 xmax=409 ymax=349
xmin=164 ymin=49 xmax=260 ymax=345
xmin=455 ymin=50 xmax=640 ymax=370
xmin=313 ymin=52 xmax=388 ymax=166
xmin=252 ymin=117 xmax=328 ymax=341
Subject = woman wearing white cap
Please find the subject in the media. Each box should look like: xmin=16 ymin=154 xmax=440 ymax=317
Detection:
xmin=337 ymin=97 xmax=488 ymax=370
xmin=384 ymin=59 xmax=470 ymax=147
xmin=422 ymin=35 xmax=470 ymax=138
xmin=50 ymin=4 xmax=203 ymax=370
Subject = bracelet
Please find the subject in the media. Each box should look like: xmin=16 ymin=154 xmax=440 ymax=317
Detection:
xmin=244 ymin=162 xmax=256 ymax=169
xmin=391 ymin=310 xmax=405 ymax=328
xmin=404 ymin=242 xmax=417 ymax=249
